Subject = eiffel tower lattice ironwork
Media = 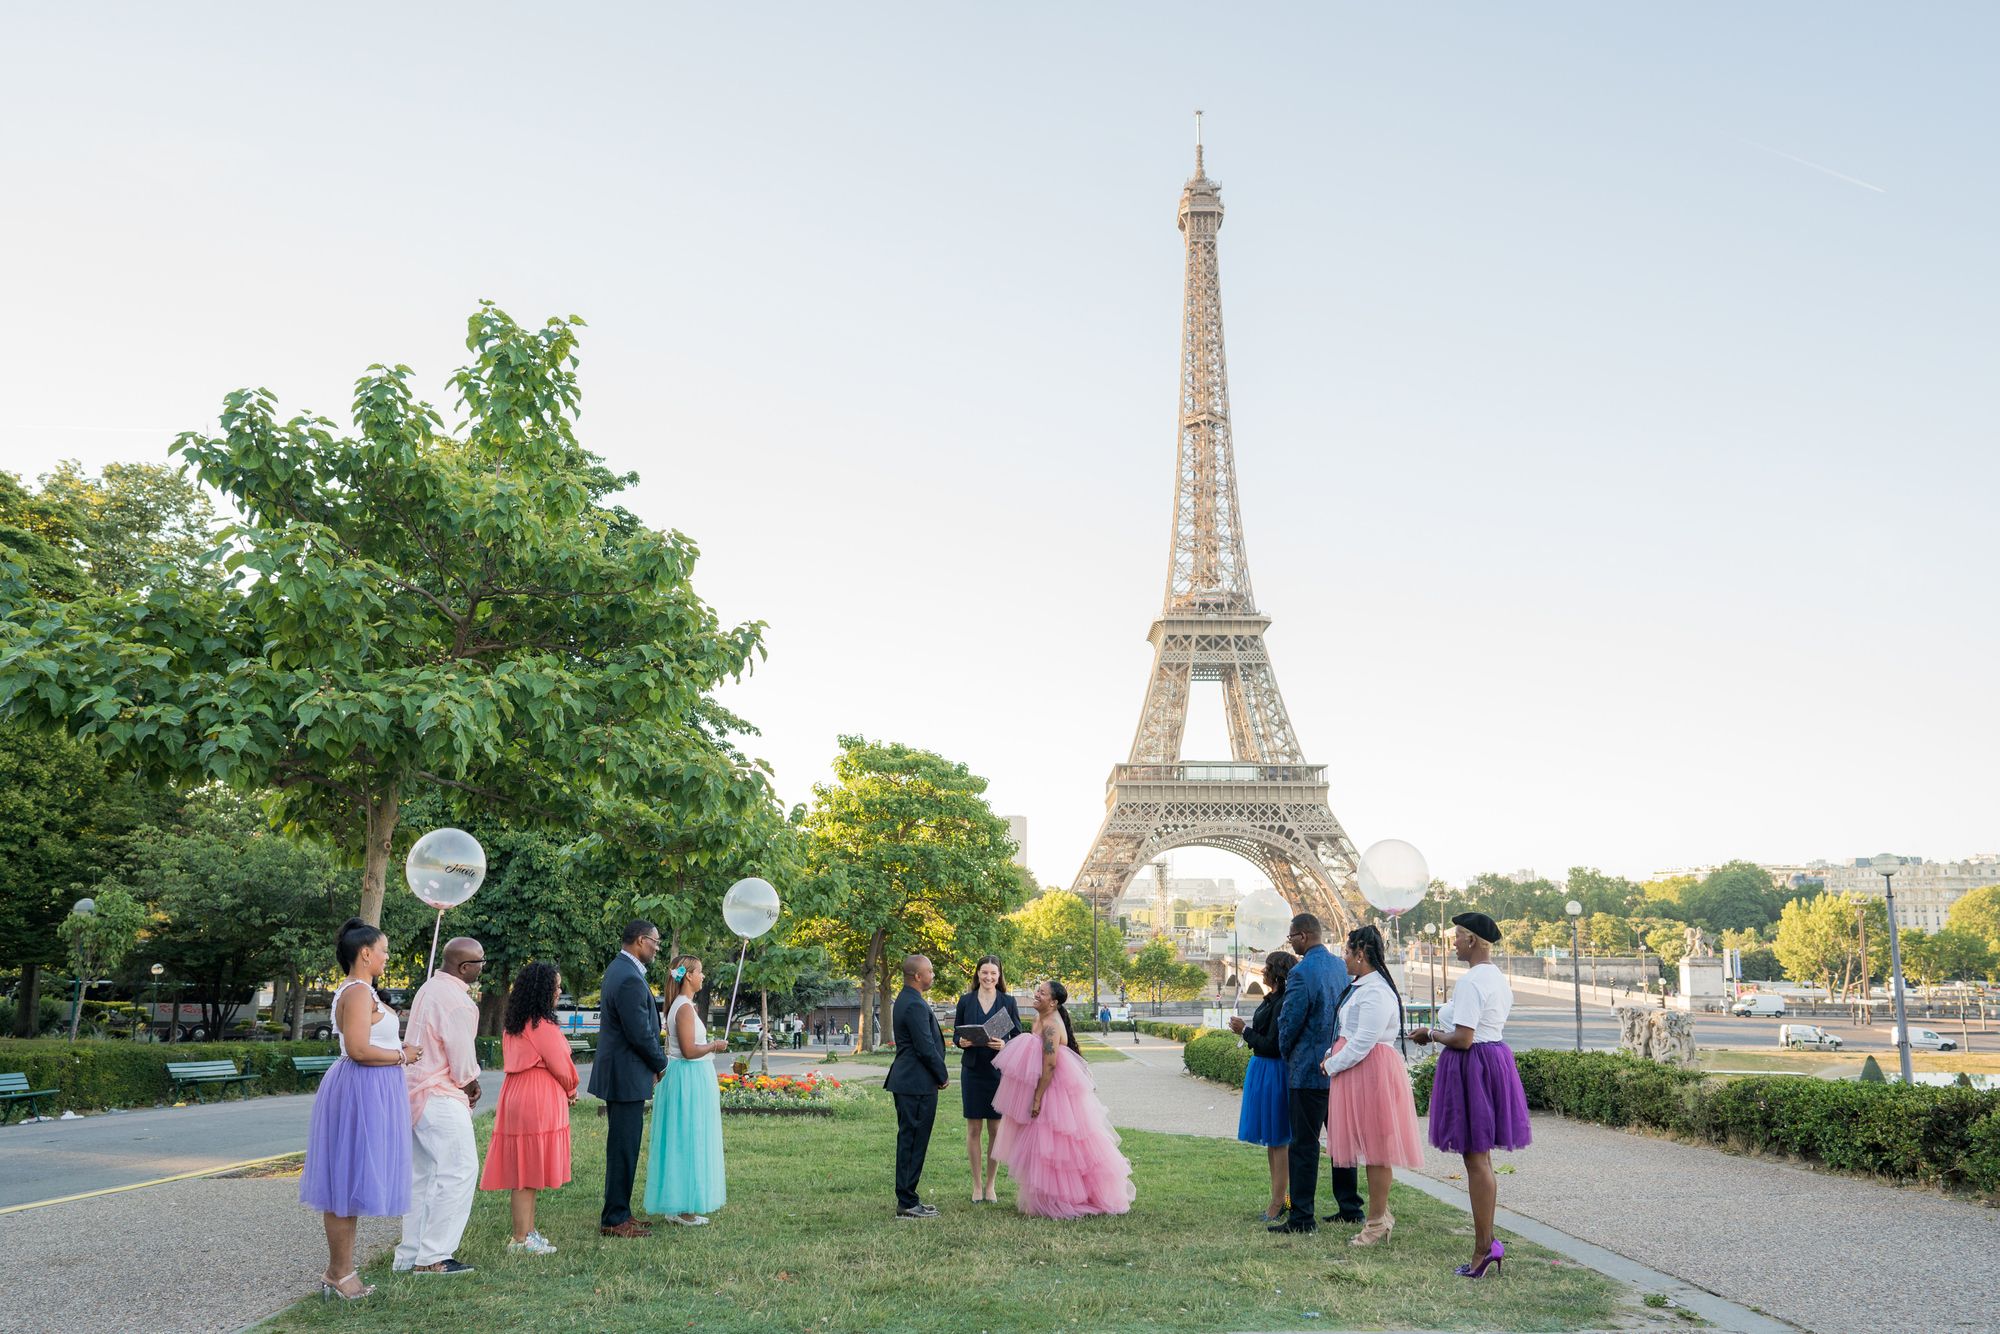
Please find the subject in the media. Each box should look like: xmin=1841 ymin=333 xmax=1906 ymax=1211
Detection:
xmin=1069 ymin=121 xmax=1368 ymax=934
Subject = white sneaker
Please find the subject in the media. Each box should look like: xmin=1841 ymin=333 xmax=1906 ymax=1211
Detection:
xmin=507 ymin=1231 xmax=558 ymax=1255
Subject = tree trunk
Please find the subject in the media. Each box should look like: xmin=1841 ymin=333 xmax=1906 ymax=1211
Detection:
xmin=859 ymin=928 xmax=886 ymax=1052
xmin=12 ymin=964 xmax=41 ymax=1037
xmin=359 ymin=786 xmax=400 ymax=926
xmin=759 ymin=988 xmax=770 ymax=1075
xmin=477 ymin=978 xmax=507 ymax=1037
xmin=289 ymin=969 xmax=307 ymax=1040
xmin=270 ymin=975 xmax=291 ymax=1036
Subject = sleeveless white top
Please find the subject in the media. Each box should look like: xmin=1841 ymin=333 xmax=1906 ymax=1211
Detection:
xmin=333 ymin=977 xmax=401 ymax=1059
xmin=665 ymin=995 xmax=709 ymax=1063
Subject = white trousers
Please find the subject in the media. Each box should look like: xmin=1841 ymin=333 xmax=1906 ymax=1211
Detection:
xmin=394 ymin=1098 xmax=478 ymax=1268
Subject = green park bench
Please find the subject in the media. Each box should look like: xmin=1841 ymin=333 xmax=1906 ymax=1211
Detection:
xmin=1 ymin=1071 xmax=60 ymax=1122
xmin=290 ymin=1055 xmax=338 ymax=1084
xmin=166 ymin=1059 xmax=260 ymax=1102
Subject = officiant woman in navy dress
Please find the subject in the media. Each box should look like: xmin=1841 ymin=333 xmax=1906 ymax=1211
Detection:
xmin=955 ymin=955 xmax=1022 ymax=1204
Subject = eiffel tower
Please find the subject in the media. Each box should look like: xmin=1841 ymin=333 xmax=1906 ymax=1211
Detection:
xmin=1070 ymin=119 xmax=1368 ymax=935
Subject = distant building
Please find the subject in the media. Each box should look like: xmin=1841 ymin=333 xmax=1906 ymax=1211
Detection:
xmin=1003 ymin=815 xmax=1028 ymax=870
xmin=1826 ymin=856 xmax=2000 ymax=932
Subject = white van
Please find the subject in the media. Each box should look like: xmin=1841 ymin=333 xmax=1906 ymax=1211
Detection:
xmin=1731 ymin=994 xmax=1786 ymax=1017
xmin=1890 ymin=1025 xmax=1957 ymax=1051
xmin=1778 ymin=1023 xmax=1842 ymax=1051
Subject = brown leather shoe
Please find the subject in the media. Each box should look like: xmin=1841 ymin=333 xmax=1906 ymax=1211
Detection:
xmin=600 ymin=1221 xmax=653 ymax=1238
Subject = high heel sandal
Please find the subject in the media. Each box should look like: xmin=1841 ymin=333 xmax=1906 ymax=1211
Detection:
xmin=320 ymin=1270 xmax=374 ymax=1301
xmin=1454 ymin=1240 xmax=1504 ymax=1278
xmin=1349 ymin=1213 xmax=1395 ymax=1247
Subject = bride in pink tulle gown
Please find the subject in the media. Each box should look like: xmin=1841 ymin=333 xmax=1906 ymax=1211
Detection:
xmin=991 ymin=979 xmax=1136 ymax=1219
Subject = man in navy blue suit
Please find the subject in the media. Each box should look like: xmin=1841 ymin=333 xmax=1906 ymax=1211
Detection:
xmin=588 ymin=919 xmax=668 ymax=1237
xmin=1270 ymin=912 xmax=1364 ymax=1233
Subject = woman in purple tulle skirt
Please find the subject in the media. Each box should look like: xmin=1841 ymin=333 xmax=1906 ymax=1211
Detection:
xmin=1410 ymin=912 xmax=1529 ymax=1280
xmin=299 ymin=918 xmax=420 ymax=1301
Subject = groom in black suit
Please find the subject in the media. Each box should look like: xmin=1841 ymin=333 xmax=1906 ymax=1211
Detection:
xmin=588 ymin=919 xmax=668 ymax=1237
xmin=884 ymin=953 xmax=949 ymax=1219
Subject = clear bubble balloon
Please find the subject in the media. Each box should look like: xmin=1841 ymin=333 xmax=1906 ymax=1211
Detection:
xmin=1233 ymin=888 xmax=1294 ymax=953
xmin=722 ymin=877 xmax=781 ymax=939
xmin=405 ymin=828 xmax=486 ymax=910
xmin=1357 ymin=839 xmax=1430 ymax=917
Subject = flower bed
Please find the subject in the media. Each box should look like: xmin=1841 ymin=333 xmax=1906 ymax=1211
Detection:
xmin=717 ymin=1070 xmax=844 ymax=1116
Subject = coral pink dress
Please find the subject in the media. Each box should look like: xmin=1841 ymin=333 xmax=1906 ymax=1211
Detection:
xmin=479 ymin=1018 xmax=579 ymax=1191
xmin=991 ymin=1026 xmax=1136 ymax=1219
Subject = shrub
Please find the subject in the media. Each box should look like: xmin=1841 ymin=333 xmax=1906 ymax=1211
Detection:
xmin=1182 ymin=1028 xmax=1250 ymax=1088
xmin=0 ymin=1037 xmax=340 ymax=1115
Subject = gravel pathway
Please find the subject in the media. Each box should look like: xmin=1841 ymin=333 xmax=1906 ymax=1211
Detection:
xmin=1089 ymin=1035 xmax=2000 ymax=1334
xmin=0 ymin=1170 xmax=396 ymax=1334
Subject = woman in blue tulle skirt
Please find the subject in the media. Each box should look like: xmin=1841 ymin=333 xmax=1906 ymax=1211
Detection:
xmin=1227 ymin=951 xmax=1295 ymax=1222
xmin=644 ymin=956 xmax=731 ymax=1224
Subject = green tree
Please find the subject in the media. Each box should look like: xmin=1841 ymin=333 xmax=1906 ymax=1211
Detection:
xmin=1684 ymin=861 xmax=1781 ymax=932
xmin=1773 ymin=894 xmax=1884 ymax=998
xmin=1639 ymin=876 xmax=1697 ymax=921
xmin=1899 ymin=928 xmax=1996 ymax=988
xmin=101 ymin=788 xmax=354 ymax=1037
xmin=31 ymin=460 xmax=218 ymax=595
xmin=0 ymin=306 xmax=763 ymax=925
xmin=58 ymin=883 xmax=148 ymax=1038
xmin=1947 ymin=885 xmax=2000 ymax=961
xmin=793 ymin=737 xmax=1025 ymax=1050
xmin=1003 ymin=888 xmax=1124 ymax=995
xmin=1566 ymin=867 xmax=1641 ymax=916
xmin=1586 ymin=911 xmax=1635 ymax=953
xmin=1126 ymin=937 xmax=1207 ymax=1013
xmin=1 ymin=465 xmax=199 ymax=1031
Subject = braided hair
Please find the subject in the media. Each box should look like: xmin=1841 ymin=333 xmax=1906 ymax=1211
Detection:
xmin=1345 ymin=924 xmax=1407 ymax=1053
xmin=1044 ymin=979 xmax=1082 ymax=1055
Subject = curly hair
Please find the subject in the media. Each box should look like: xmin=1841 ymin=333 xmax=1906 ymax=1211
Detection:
xmin=503 ymin=961 xmax=560 ymax=1037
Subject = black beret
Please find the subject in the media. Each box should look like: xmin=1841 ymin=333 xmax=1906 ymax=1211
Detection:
xmin=1451 ymin=911 xmax=1501 ymax=944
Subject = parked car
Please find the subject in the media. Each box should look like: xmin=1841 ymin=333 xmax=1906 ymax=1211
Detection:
xmin=1779 ymin=1023 xmax=1842 ymax=1051
xmin=1730 ymin=994 xmax=1787 ymax=1017
xmin=736 ymin=1016 xmax=764 ymax=1035
xmin=1890 ymin=1025 xmax=1957 ymax=1051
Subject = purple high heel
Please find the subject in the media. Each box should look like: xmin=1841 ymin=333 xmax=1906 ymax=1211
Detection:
xmin=1455 ymin=1240 xmax=1504 ymax=1278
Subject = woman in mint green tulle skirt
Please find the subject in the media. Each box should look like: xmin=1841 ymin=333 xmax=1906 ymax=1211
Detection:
xmin=644 ymin=956 xmax=730 ymax=1224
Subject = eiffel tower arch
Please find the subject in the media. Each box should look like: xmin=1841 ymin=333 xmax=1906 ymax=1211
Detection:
xmin=1071 ymin=120 xmax=1368 ymax=934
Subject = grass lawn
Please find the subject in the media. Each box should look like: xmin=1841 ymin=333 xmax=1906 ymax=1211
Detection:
xmin=1699 ymin=1047 xmax=2000 ymax=1076
xmin=266 ymin=1089 xmax=1620 ymax=1334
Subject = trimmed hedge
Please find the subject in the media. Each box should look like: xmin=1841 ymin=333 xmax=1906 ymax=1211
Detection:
xmin=0 ymin=1037 xmax=340 ymax=1116
xmin=1182 ymin=1028 xmax=1251 ymax=1087
xmin=1406 ymin=1048 xmax=2000 ymax=1199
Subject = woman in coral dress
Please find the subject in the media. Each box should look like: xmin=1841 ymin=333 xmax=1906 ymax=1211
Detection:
xmin=478 ymin=962 xmax=579 ymax=1256
xmin=991 ymin=979 xmax=1135 ymax=1219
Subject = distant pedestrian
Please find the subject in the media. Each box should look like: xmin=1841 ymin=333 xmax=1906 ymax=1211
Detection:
xmin=1323 ymin=927 xmax=1423 ymax=1247
xmin=394 ymin=936 xmax=486 ymax=1276
xmin=588 ymin=920 xmax=668 ymax=1238
xmin=1228 ymin=950 xmax=1295 ymax=1222
xmin=1098 ymin=1005 xmax=1111 ymax=1035
xmin=644 ymin=956 xmax=731 ymax=1225
xmin=1410 ymin=912 xmax=1529 ymax=1278
xmin=479 ymin=961 xmax=579 ymax=1255
xmin=300 ymin=918 xmax=419 ymax=1302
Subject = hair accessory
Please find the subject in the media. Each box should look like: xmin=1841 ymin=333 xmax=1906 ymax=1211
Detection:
xmin=672 ymin=965 xmax=687 ymax=981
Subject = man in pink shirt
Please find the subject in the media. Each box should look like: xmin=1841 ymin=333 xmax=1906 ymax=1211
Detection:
xmin=393 ymin=936 xmax=486 ymax=1275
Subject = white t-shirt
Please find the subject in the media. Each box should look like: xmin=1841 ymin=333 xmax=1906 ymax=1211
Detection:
xmin=1321 ymin=972 xmax=1401 ymax=1077
xmin=1436 ymin=962 xmax=1512 ymax=1042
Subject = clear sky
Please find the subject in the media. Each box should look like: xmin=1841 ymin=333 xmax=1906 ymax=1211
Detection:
xmin=4 ymin=4 xmax=1995 ymax=890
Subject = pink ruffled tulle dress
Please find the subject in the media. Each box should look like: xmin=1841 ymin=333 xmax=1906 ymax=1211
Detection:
xmin=991 ymin=1030 xmax=1136 ymax=1219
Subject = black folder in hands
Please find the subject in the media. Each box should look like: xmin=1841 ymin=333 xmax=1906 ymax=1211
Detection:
xmin=954 ymin=1013 xmax=1013 ymax=1046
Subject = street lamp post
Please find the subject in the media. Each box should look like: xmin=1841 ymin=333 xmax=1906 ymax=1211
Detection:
xmin=1090 ymin=893 xmax=1102 ymax=1015
xmin=1876 ymin=855 xmax=1916 ymax=1085
xmin=1423 ymin=922 xmax=1439 ymax=1014
xmin=65 ymin=898 xmax=96 ymax=1041
xmin=147 ymin=963 xmax=165 ymax=1043
xmin=1565 ymin=899 xmax=1584 ymax=1053
xmin=1636 ymin=941 xmax=1648 ymax=1007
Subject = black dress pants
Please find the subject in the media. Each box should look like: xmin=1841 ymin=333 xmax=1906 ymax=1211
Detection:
xmin=602 ymin=1099 xmax=645 ymax=1227
xmin=1287 ymin=1086 xmax=1363 ymax=1221
xmin=893 ymin=1091 xmax=937 ymax=1208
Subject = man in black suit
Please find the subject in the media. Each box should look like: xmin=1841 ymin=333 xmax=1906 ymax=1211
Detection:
xmin=883 ymin=953 xmax=949 ymax=1219
xmin=588 ymin=919 xmax=667 ymax=1237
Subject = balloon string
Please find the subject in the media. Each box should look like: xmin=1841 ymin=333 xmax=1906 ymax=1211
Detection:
xmin=425 ymin=908 xmax=444 ymax=976
xmin=721 ymin=938 xmax=749 ymax=1037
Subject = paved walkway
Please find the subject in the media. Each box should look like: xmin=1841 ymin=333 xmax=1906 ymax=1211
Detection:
xmin=1091 ymin=1034 xmax=2000 ymax=1334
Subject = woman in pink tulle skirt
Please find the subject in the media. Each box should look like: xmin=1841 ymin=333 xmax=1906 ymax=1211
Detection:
xmin=991 ymin=979 xmax=1136 ymax=1219
xmin=1321 ymin=926 xmax=1425 ymax=1247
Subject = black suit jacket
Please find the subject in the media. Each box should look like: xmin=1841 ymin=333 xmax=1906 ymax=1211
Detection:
xmin=1240 ymin=990 xmax=1283 ymax=1060
xmin=586 ymin=951 xmax=667 ymax=1102
xmin=883 ymin=986 xmax=949 ymax=1094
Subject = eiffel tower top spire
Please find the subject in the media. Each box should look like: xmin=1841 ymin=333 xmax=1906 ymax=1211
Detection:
xmin=1167 ymin=115 xmax=1253 ymax=615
